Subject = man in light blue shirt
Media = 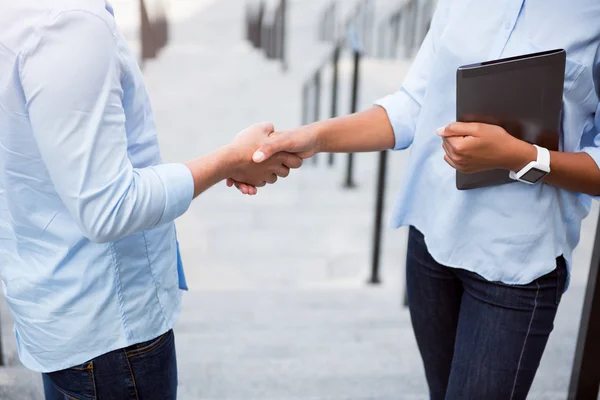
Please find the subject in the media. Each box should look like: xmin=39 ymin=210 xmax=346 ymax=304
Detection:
xmin=239 ymin=0 xmax=600 ymax=398
xmin=0 ymin=1 xmax=301 ymax=398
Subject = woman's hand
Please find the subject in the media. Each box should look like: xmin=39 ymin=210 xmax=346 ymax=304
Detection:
xmin=224 ymin=123 xmax=303 ymax=194
xmin=438 ymin=122 xmax=536 ymax=174
xmin=226 ymin=125 xmax=320 ymax=195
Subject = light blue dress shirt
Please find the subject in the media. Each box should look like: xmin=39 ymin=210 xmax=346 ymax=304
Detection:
xmin=0 ymin=1 xmax=194 ymax=372
xmin=376 ymin=0 xmax=600 ymax=286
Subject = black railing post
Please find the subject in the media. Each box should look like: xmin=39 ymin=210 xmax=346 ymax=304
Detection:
xmin=364 ymin=0 xmax=374 ymax=56
xmin=319 ymin=3 xmax=336 ymax=42
xmin=313 ymin=71 xmax=321 ymax=165
xmin=302 ymin=83 xmax=309 ymax=126
xmin=329 ymin=45 xmax=340 ymax=166
xmin=391 ymin=14 xmax=401 ymax=59
xmin=280 ymin=0 xmax=287 ymax=71
xmin=378 ymin=22 xmax=386 ymax=58
xmin=330 ymin=3 xmax=337 ymax=42
xmin=344 ymin=49 xmax=361 ymax=188
xmin=568 ymin=216 xmax=600 ymax=399
xmin=368 ymin=150 xmax=388 ymax=284
xmin=405 ymin=0 xmax=417 ymax=57
xmin=140 ymin=0 xmax=156 ymax=65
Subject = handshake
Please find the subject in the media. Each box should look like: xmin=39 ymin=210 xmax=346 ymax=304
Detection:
xmin=185 ymin=107 xmax=393 ymax=198
xmin=222 ymin=122 xmax=319 ymax=195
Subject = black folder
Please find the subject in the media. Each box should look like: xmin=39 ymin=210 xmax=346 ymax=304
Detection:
xmin=455 ymin=49 xmax=566 ymax=190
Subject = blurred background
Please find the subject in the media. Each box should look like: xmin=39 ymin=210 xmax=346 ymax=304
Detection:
xmin=1 ymin=0 xmax=599 ymax=398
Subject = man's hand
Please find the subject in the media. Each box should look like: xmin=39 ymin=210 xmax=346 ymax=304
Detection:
xmin=252 ymin=125 xmax=320 ymax=163
xmin=184 ymin=122 xmax=302 ymax=198
xmin=438 ymin=122 xmax=536 ymax=174
xmin=227 ymin=125 xmax=320 ymax=194
xmin=227 ymin=122 xmax=303 ymax=187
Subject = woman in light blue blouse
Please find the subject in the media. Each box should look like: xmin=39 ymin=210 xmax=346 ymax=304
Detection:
xmin=233 ymin=0 xmax=600 ymax=398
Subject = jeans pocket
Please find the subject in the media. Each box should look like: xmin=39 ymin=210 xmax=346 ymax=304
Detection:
xmin=45 ymin=362 xmax=96 ymax=400
xmin=126 ymin=330 xmax=172 ymax=358
xmin=555 ymin=256 xmax=567 ymax=305
xmin=124 ymin=330 xmax=178 ymax=400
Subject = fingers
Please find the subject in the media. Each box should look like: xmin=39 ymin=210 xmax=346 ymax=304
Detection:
xmin=442 ymin=138 xmax=466 ymax=172
xmin=438 ymin=123 xmax=473 ymax=137
xmin=235 ymin=182 xmax=256 ymax=195
xmin=438 ymin=122 xmax=489 ymax=138
xmin=271 ymin=152 xmax=303 ymax=170
xmin=441 ymin=139 xmax=455 ymax=160
xmin=277 ymin=152 xmax=303 ymax=169
xmin=261 ymin=122 xmax=275 ymax=134
xmin=227 ymin=178 xmax=258 ymax=195
xmin=444 ymin=154 xmax=460 ymax=170
xmin=250 ymin=121 xmax=275 ymax=135
xmin=253 ymin=133 xmax=290 ymax=163
xmin=273 ymin=165 xmax=290 ymax=178
xmin=265 ymin=174 xmax=278 ymax=184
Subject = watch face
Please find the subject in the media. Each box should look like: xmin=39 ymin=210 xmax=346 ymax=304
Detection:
xmin=520 ymin=168 xmax=548 ymax=183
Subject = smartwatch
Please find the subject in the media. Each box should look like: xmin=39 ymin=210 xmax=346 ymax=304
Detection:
xmin=509 ymin=145 xmax=551 ymax=184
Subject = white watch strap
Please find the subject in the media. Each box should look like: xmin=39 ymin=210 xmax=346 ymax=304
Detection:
xmin=534 ymin=145 xmax=550 ymax=168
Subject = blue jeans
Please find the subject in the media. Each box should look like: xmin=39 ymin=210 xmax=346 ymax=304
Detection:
xmin=43 ymin=330 xmax=177 ymax=400
xmin=406 ymin=226 xmax=566 ymax=400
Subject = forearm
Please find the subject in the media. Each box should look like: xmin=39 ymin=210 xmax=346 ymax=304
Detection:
xmin=314 ymin=106 xmax=395 ymax=153
xmin=507 ymin=142 xmax=600 ymax=196
xmin=184 ymin=145 xmax=239 ymax=198
xmin=544 ymin=151 xmax=600 ymax=196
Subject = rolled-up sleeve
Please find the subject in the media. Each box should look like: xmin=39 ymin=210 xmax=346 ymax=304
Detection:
xmin=580 ymin=47 xmax=600 ymax=201
xmin=20 ymin=10 xmax=193 ymax=243
xmin=374 ymin=0 xmax=452 ymax=150
xmin=581 ymin=106 xmax=600 ymax=169
xmin=152 ymin=163 xmax=194 ymax=226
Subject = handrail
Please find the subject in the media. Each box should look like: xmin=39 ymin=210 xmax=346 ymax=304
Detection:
xmin=318 ymin=2 xmax=337 ymax=43
xmin=140 ymin=0 xmax=169 ymax=67
xmin=245 ymin=0 xmax=288 ymax=71
xmin=301 ymin=0 xmax=437 ymax=288
xmin=377 ymin=0 xmax=436 ymax=60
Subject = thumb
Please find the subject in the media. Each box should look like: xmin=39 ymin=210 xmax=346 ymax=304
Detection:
xmin=260 ymin=121 xmax=275 ymax=134
xmin=253 ymin=134 xmax=287 ymax=163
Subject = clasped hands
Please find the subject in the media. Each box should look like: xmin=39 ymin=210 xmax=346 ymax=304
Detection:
xmin=225 ymin=122 xmax=318 ymax=195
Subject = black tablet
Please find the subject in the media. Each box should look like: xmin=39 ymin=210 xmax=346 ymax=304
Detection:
xmin=455 ymin=49 xmax=566 ymax=190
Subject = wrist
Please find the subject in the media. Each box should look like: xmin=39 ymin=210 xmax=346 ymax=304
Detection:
xmin=310 ymin=120 xmax=329 ymax=154
xmin=219 ymin=144 xmax=244 ymax=176
xmin=504 ymin=139 xmax=537 ymax=172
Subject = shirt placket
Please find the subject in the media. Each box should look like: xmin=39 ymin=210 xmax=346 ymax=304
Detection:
xmin=487 ymin=0 xmax=525 ymax=60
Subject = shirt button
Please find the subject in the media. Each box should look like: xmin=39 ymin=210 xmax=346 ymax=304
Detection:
xmin=504 ymin=21 xmax=512 ymax=30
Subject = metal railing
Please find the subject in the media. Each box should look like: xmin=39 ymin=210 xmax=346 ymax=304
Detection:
xmin=318 ymin=2 xmax=337 ymax=43
xmin=303 ymin=0 xmax=437 ymax=288
xmin=317 ymin=1 xmax=375 ymax=54
xmin=344 ymin=0 xmax=376 ymax=56
xmin=303 ymin=0 xmax=375 ymax=174
xmin=245 ymin=0 xmax=288 ymax=71
xmin=377 ymin=0 xmax=435 ymax=60
xmin=140 ymin=0 xmax=169 ymax=66
xmin=301 ymin=39 xmax=361 ymax=184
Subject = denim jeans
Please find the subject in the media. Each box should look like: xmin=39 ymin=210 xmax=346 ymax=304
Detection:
xmin=406 ymin=226 xmax=566 ymax=400
xmin=43 ymin=330 xmax=177 ymax=400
